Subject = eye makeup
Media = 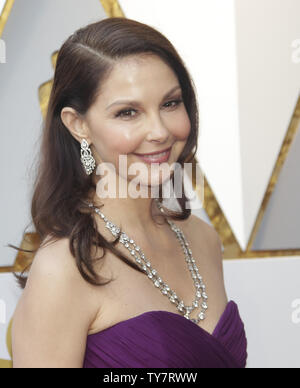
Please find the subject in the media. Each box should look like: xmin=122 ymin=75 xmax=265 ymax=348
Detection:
xmin=114 ymin=97 xmax=183 ymax=119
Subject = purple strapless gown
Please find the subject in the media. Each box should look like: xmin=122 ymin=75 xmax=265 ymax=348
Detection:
xmin=83 ymin=300 xmax=247 ymax=368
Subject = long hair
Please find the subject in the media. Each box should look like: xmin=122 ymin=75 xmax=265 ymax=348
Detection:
xmin=9 ymin=17 xmax=199 ymax=288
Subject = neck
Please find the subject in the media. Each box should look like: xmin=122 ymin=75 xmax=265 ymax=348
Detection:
xmin=87 ymin=178 xmax=167 ymax=235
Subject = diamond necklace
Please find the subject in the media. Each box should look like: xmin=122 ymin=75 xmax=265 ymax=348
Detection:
xmin=87 ymin=198 xmax=208 ymax=324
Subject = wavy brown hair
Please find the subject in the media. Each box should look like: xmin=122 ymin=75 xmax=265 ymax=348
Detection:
xmin=9 ymin=17 xmax=199 ymax=289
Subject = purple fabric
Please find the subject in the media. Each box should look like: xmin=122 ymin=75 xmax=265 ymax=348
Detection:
xmin=83 ymin=300 xmax=248 ymax=368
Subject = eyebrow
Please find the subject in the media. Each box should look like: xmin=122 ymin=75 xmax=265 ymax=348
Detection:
xmin=106 ymin=85 xmax=182 ymax=110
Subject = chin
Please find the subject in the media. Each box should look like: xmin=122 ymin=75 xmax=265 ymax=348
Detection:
xmin=144 ymin=173 xmax=172 ymax=189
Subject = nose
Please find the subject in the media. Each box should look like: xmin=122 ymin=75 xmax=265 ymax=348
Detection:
xmin=145 ymin=112 xmax=170 ymax=143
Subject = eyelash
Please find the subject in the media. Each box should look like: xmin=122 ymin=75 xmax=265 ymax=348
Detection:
xmin=115 ymin=98 xmax=183 ymax=119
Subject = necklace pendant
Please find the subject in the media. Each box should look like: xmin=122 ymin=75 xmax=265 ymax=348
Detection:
xmin=177 ymin=301 xmax=184 ymax=312
xmin=198 ymin=311 xmax=206 ymax=321
xmin=154 ymin=279 xmax=161 ymax=288
xmin=183 ymin=305 xmax=193 ymax=319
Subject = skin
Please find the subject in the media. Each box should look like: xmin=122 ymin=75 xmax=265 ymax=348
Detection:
xmin=11 ymin=53 xmax=228 ymax=368
xmin=60 ymin=53 xmax=191 ymax=236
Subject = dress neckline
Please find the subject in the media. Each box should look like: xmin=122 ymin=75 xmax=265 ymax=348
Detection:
xmin=87 ymin=300 xmax=235 ymax=339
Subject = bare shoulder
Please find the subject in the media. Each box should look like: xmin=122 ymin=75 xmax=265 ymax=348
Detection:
xmin=29 ymin=236 xmax=102 ymax=318
xmin=188 ymin=214 xmax=222 ymax=245
xmin=11 ymin=236 xmax=99 ymax=367
xmin=29 ymin=236 xmax=96 ymax=294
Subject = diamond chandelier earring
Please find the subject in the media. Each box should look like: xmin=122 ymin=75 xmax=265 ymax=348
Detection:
xmin=80 ymin=139 xmax=96 ymax=175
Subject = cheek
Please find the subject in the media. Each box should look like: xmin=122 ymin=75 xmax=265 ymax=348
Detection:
xmin=168 ymin=111 xmax=191 ymax=140
xmin=99 ymin=125 xmax=143 ymax=155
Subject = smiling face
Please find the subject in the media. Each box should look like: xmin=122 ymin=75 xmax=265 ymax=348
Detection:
xmin=82 ymin=54 xmax=191 ymax=191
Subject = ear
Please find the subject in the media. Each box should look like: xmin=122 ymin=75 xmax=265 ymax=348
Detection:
xmin=60 ymin=107 xmax=91 ymax=144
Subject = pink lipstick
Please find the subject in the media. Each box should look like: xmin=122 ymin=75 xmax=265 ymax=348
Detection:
xmin=133 ymin=147 xmax=172 ymax=164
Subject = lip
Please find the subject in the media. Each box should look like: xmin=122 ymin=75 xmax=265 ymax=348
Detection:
xmin=134 ymin=148 xmax=171 ymax=164
xmin=133 ymin=146 xmax=172 ymax=156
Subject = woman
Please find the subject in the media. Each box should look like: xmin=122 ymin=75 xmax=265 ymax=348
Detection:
xmin=11 ymin=17 xmax=247 ymax=368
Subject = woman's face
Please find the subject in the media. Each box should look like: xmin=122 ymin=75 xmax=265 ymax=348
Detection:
xmin=84 ymin=54 xmax=191 ymax=189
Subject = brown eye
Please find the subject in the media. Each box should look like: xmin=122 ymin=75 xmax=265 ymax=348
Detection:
xmin=163 ymin=99 xmax=183 ymax=108
xmin=115 ymin=108 xmax=137 ymax=118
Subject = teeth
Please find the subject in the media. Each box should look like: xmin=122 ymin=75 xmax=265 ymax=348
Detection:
xmin=142 ymin=151 xmax=168 ymax=159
